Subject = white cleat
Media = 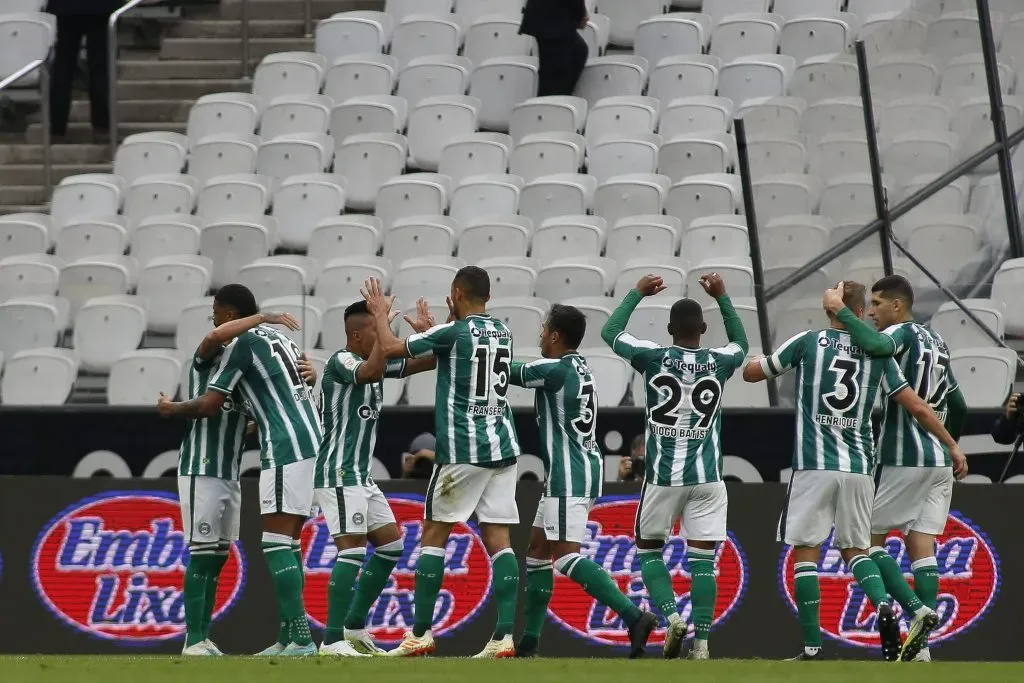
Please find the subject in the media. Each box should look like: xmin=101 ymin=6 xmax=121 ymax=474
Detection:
xmin=254 ymin=642 xmax=287 ymax=656
xmin=687 ymin=641 xmax=710 ymax=660
xmin=203 ymin=640 xmax=224 ymax=656
xmin=345 ymin=628 xmax=387 ymax=656
xmin=387 ymin=630 xmax=436 ymax=657
xmin=319 ymin=640 xmax=370 ymax=657
xmin=662 ymin=619 xmax=687 ymax=659
xmin=182 ymin=641 xmax=217 ymax=656
xmin=914 ymin=647 xmax=932 ymax=662
xmin=472 ymin=635 xmax=516 ymax=659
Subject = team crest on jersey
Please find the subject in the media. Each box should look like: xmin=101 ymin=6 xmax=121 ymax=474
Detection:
xmin=547 ymin=495 xmax=748 ymax=647
xmin=32 ymin=491 xmax=246 ymax=642
xmin=778 ymin=511 xmax=999 ymax=648
xmin=300 ymin=494 xmax=492 ymax=646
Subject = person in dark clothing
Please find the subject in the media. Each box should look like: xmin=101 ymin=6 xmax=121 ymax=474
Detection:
xmin=46 ymin=0 xmax=123 ymax=140
xmin=519 ymin=0 xmax=590 ymax=97
xmin=991 ymin=392 xmax=1022 ymax=445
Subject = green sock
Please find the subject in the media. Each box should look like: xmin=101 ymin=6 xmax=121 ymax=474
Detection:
xmin=912 ymin=557 xmax=940 ymax=610
xmin=521 ymin=557 xmax=553 ymax=650
xmin=558 ymin=553 xmax=640 ymax=627
xmin=183 ymin=548 xmax=215 ymax=647
xmin=687 ymin=548 xmax=717 ymax=641
xmin=793 ymin=561 xmax=822 ymax=648
xmin=200 ymin=546 xmax=229 ymax=640
xmin=869 ymin=546 xmax=925 ymax=615
xmin=345 ymin=539 xmax=403 ymax=630
xmin=490 ymin=549 xmax=520 ymax=639
xmin=638 ymin=549 xmax=678 ymax=620
xmin=849 ymin=554 xmax=890 ymax=609
xmin=324 ymin=547 xmax=365 ymax=644
xmin=413 ymin=546 xmax=446 ymax=637
xmin=262 ymin=533 xmax=310 ymax=646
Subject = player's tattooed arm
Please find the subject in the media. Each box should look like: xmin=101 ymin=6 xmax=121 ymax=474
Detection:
xmin=600 ymin=275 xmax=665 ymax=347
xmin=892 ymin=387 xmax=969 ymax=479
xmin=824 ymin=282 xmax=896 ymax=357
xmin=157 ymin=389 xmax=226 ymax=419
xmin=362 ymin=277 xmax=411 ymax=359
xmin=197 ymin=312 xmax=301 ymax=360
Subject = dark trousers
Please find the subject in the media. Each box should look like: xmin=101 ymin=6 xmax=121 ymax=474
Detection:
xmin=50 ymin=14 xmax=111 ymax=135
xmin=535 ymin=32 xmax=589 ymax=97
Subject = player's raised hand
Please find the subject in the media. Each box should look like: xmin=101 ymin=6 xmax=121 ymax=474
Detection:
xmin=699 ymin=272 xmax=726 ymax=298
xmin=297 ymin=354 xmax=317 ymax=386
xmin=361 ymin=278 xmax=393 ymax=318
xmin=445 ymin=295 xmax=456 ymax=323
xmin=404 ymin=297 xmax=436 ymax=333
xmin=823 ymin=281 xmax=846 ymax=314
xmin=950 ymin=444 xmax=969 ymax=480
xmin=261 ymin=311 xmax=301 ymax=331
xmin=635 ymin=274 xmax=667 ymax=297
xmin=157 ymin=392 xmax=174 ymax=417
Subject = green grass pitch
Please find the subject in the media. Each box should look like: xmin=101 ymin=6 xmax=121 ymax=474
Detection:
xmin=3 ymin=658 xmax=1023 ymax=683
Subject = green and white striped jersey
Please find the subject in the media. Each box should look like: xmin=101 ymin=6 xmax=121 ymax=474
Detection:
xmin=610 ymin=333 xmax=746 ymax=486
xmin=510 ymin=353 xmax=602 ymax=498
xmin=763 ymin=328 xmax=909 ymax=473
xmin=876 ymin=322 xmax=959 ymax=467
xmin=406 ymin=314 xmax=521 ymax=466
xmin=178 ymin=350 xmax=246 ymax=479
xmin=315 ymin=350 xmax=407 ymax=488
xmin=210 ymin=325 xmax=322 ymax=470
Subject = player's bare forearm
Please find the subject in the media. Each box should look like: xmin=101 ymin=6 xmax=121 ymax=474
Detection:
xmin=404 ymin=357 xmax=437 ymax=376
xmin=198 ymin=312 xmax=298 ymax=360
xmin=371 ymin=309 xmax=410 ymax=359
xmin=355 ymin=340 xmax=389 ymax=384
xmin=160 ymin=390 xmax=225 ymax=418
xmin=717 ymin=295 xmax=749 ymax=354
xmin=895 ymin=388 xmax=958 ymax=449
xmin=743 ymin=357 xmax=768 ymax=383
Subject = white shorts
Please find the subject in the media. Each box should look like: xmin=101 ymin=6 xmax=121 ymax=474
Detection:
xmin=532 ymin=496 xmax=594 ymax=543
xmin=635 ymin=481 xmax=728 ymax=542
xmin=872 ymin=465 xmax=953 ymax=536
xmin=178 ymin=475 xmax=241 ymax=545
xmin=259 ymin=458 xmax=315 ymax=517
xmin=424 ymin=462 xmax=519 ymax=524
xmin=314 ymin=482 xmax=396 ymax=536
xmin=779 ymin=469 xmax=873 ymax=549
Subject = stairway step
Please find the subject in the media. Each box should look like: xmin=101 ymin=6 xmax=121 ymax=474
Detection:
xmin=0 ymin=186 xmax=48 ymax=206
xmin=119 ymin=59 xmax=245 ymax=80
xmin=0 ymin=204 xmax=48 ymax=215
xmin=69 ymin=99 xmax=195 ymax=124
xmin=0 ymin=144 xmax=109 ymax=165
xmin=219 ymin=0 xmax=381 ymax=20
xmin=0 ymin=164 xmax=112 ymax=186
xmin=27 ymin=122 xmax=187 ymax=144
xmin=160 ymin=37 xmax=313 ymax=61
xmin=116 ymin=78 xmax=249 ymax=100
xmin=170 ymin=19 xmax=308 ymax=39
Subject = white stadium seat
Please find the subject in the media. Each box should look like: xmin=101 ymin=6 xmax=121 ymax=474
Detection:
xmin=532 ymin=215 xmax=605 ymax=266
xmin=260 ymin=295 xmax=326 ymax=349
xmin=951 ymin=347 xmax=1018 ymax=409
xmin=635 ymin=15 xmax=708 ymax=68
xmin=114 ymin=132 xmax=188 ymax=184
xmin=309 ymin=215 xmax=383 ymax=262
xmin=992 ymin=258 xmax=1024 ymax=336
xmin=133 ymin=213 xmax=204 ymax=272
xmin=449 ymin=174 xmax=524 ymax=224
xmin=780 ymin=16 xmax=852 ymax=65
xmin=753 ymin=173 xmax=822 ymax=222
xmin=54 ymin=216 xmax=129 ymax=263
xmin=575 ymin=56 xmax=649 ymax=109
xmin=316 ymin=14 xmax=391 ymax=65
xmin=682 ymin=215 xmax=749 ymax=263
xmin=665 ymin=173 xmax=742 ymax=233
xmin=582 ymin=350 xmax=631 ymax=406
xmin=519 ymin=173 xmax=597 ymax=225
xmin=0 ymin=253 xmax=62 ymax=300
xmin=196 ymin=174 xmax=274 ymax=220
xmin=930 ymin=299 xmax=1005 ymax=352
xmin=510 ymin=96 xmax=588 ymax=145
xmin=186 ymin=93 xmax=262 ymax=147
xmin=478 ymin=256 xmax=539 ymax=298
xmin=686 ymin=258 xmax=755 ymax=305
xmin=73 ymin=295 xmax=147 ymax=373
xmin=624 ymin=300 xmax=673 ymax=347
xmin=588 ymin=134 xmax=662 ymax=185
xmin=237 ymin=255 xmax=318 ymax=304
xmin=260 ymin=94 xmax=333 ymax=139
xmin=257 ymin=132 xmax=335 ymax=178
xmin=703 ymin=0 xmax=770 ymax=27
xmin=702 ymin=298 xmax=760 ymax=348
xmin=648 ymin=55 xmax=721 ymax=103
xmin=200 ymin=216 xmax=277 ymax=289
xmin=124 ymin=174 xmax=199 ymax=226
xmin=383 ymin=215 xmax=459 ymax=267
xmin=330 ymin=95 xmax=409 ymax=143
xmin=535 ymin=256 xmax=616 ymax=301
xmin=439 ymin=133 xmax=512 ymax=186
xmin=737 ymin=96 xmax=805 ymax=136
xmin=107 ymin=350 xmax=183 ymax=406
xmin=607 ymin=215 xmax=681 ymax=260
xmin=710 ymin=15 xmax=781 ymax=63
xmin=392 ymin=255 xmax=465 ymax=301
xmin=137 ymin=256 xmax=213 ymax=334
xmin=397 ymin=55 xmax=473 ymax=111
xmin=760 ymin=215 xmax=831 ymax=271
xmin=615 ymin=257 xmax=687 ymax=297
xmin=1 ymin=348 xmax=78 ymax=405
xmin=0 ymin=295 xmax=68 ymax=361
xmin=488 ymin=297 xmax=548 ymax=343
xmin=252 ymin=52 xmax=326 ymax=102
xmin=316 ymin=256 xmax=393 ymax=309
xmin=584 ymin=95 xmax=659 ymax=147
xmin=407 ymin=95 xmax=481 ymax=171
xmin=50 ymin=174 xmax=124 ymax=229
xmin=717 ymin=54 xmax=795 ymax=105
xmin=463 ymin=15 xmax=533 ymax=63
xmin=58 ymin=255 xmax=138 ymax=318
xmin=385 ymin=0 xmax=452 ymax=21
xmin=457 ymin=215 xmax=532 ymax=263
xmin=324 ymin=54 xmax=399 ymax=101
xmin=376 ymin=173 xmax=451 ymax=233
xmin=510 ymin=132 xmax=586 ymax=182
xmin=335 ymin=133 xmax=409 ymax=211
xmin=746 ymin=134 xmax=806 ymax=178
xmin=658 ymin=131 xmax=736 ymax=181
xmin=272 ymin=174 xmax=346 ymax=250
xmin=790 ymin=53 xmax=858 ymax=103
xmin=594 ymin=173 xmax=671 ymax=229
xmin=563 ymin=296 xmax=613 ymax=348
xmin=0 ymin=212 xmax=51 ymax=259
xmin=469 ymin=56 xmax=540 ymax=132
xmin=659 ymin=96 xmax=734 ymax=138
xmin=391 ymin=15 xmax=462 ymax=71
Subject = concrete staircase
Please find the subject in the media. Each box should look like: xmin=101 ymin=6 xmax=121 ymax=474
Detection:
xmin=0 ymin=0 xmax=380 ymax=215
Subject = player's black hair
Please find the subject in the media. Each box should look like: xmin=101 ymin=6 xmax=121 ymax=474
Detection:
xmin=452 ymin=265 xmax=490 ymax=302
xmin=668 ymin=298 xmax=704 ymax=339
xmin=214 ymin=284 xmax=258 ymax=317
xmin=547 ymin=304 xmax=587 ymax=349
xmin=872 ymin=274 xmax=915 ymax=309
xmin=344 ymin=300 xmax=371 ymax=321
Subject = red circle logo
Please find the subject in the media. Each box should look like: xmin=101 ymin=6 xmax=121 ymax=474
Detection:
xmin=778 ymin=511 xmax=1000 ymax=648
xmin=300 ymin=494 xmax=492 ymax=645
xmin=547 ymin=495 xmax=748 ymax=647
xmin=32 ymin=491 xmax=246 ymax=642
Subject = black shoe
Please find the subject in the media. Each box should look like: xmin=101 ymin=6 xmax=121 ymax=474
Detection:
xmin=515 ymin=639 xmax=538 ymax=658
xmin=877 ymin=603 xmax=901 ymax=662
xmin=627 ymin=612 xmax=658 ymax=659
xmin=786 ymin=649 xmax=824 ymax=661
xmin=900 ymin=611 xmax=939 ymax=662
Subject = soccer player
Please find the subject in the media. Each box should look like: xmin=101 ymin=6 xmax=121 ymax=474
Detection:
xmin=361 ymin=269 xmax=522 ymax=658
xmin=315 ymin=297 xmax=439 ymax=657
xmin=510 ymin=304 xmax=658 ymax=660
xmin=173 ymin=302 xmax=303 ymax=656
xmin=158 ymin=284 xmax=323 ymax=657
xmin=742 ymin=281 xmax=968 ymax=662
xmin=823 ymin=277 xmax=968 ymax=661
xmin=601 ymin=273 xmax=748 ymax=660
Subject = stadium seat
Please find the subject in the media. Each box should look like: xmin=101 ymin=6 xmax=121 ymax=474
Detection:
xmin=927 ymin=13 xmax=992 ymax=68
xmin=659 ymin=96 xmax=734 ymax=138
xmin=391 ymin=15 xmax=462 ymax=71
xmin=385 ymin=0 xmax=452 ymax=22
xmin=951 ymin=347 xmax=1018 ymax=409
xmin=575 ymin=56 xmax=648 ymax=109
xmin=844 ymin=257 xmax=912 ymax=288
xmin=702 ymin=298 xmax=759 ymax=348
xmin=50 ymin=174 xmax=124 ymax=229
xmin=457 ymin=215 xmax=532 ymax=262
xmin=519 ymin=173 xmax=597 ymax=225
xmin=752 ymin=173 xmax=822 ymax=222
xmin=634 ymin=15 xmax=708 ymax=68
xmin=736 ymin=96 xmax=805 ymax=136
xmin=272 ymin=173 xmax=346 ymax=250
xmin=905 ymin=214 xmax=983 ymax=284
xmin=477 ymin=256 xmax=539 ymax=297
xmin=579 ymin=13 xmax=610 ymax=59
xmin=615 ymin=257 xmax=687 ymax=297
xmin=330 ymin=95 xmax=408 ymax=144
xmin=315 ymin=14 xmax=391 ymax=65
xmin=581 ymin=349 xmax=631 ymax=406
xmin=681 ymin=215 xmax=749 ymax=263
xmin=383 ymin=215 xmax=459 ymax=267
xmin=532 ymin=215 xmax=606 ymax=266
xmin=439 ymin=133 xmax=513 ymax=186
xmin=449 ymin=173 xmax=524 ymax=224
xmin=584 ymin=96 xmax=659 ymax=147
xmin=407 ymin=95 xmax=481 ymax=171
xmin=260 ymin=94 xmax=333 ymax=139
xmin=260 ymin=295 xmax=326 ymax=349
xmin=334 ymin=133 xmax=409 ymax=211
xmin=392 ymin=255 xmax=465 ymax=301
xmin=801 ymin=97 xmax=864 ymax=146
xmin=1 ymin=348 xmax=78 ymax=405
xmin=780 ymin=16 xmax=851 ymax=65
xmin=665 ymin=173 xmax=742 ymax=233
xmin=0 ymin=212 xmax=51 ymax=259
xmin=882 ymin=131 xmax=961 ymax=179
xmin=722 ymin=351 xmax=771 ymax=407
xmin=790 ymin=53 xmax=858 ymax=104
xmin=237 ymin=255 xmax=318 ymax=304
xmin=0 ymin=12 xmax=54 ymax=87
xmin=897 ymin=175 xmax=970 ymax=220
xmin=396 ymin=55 xmax=473 ymax=111
xmin=599 ymin=0 xmax=668 ymax=47
xmin=376 ymin=173 xmax=451 ymax=233
xmin=316 ymin=257 xmax=393 ymax=311
xmin=114 ymin=132 xmax=188 ymax=184
xmin=624 ymin=300 xmax=673 ymax=347
xmin=54 ymin=216 xmax=129 ymax=262
xmin=187 ymin=94 xmax=262 ymax=148
xmin=819 ymin=173 xmax=892 ymax=224
xmin=510 ymin=96 xmax=588 ymax=145
xmin=648 ymin=55 xmax=721 ymax=103
xmin=252 ymin=52 xmax=326 ymax=102
xmin=456 ymin=0 xmax=525 ymax=24
xmin=746 ymin=134 xmax=807 ymax=178
xmin=774 ymin=0 xmax=841 ymax=19
xmin=200 ymin=216 xmax=277 ymax=289
xmin=588 ymin=136 xmax=662 ymax=186
xmin=174 ymin=297 xmax=213 ymax=357
xmin=308 ymin=215 xmax=383 ymax=262
xmin=488 ymin=297 xmax=548 ymax=343
xmin=0 ymin=294 xmax=68 ymax=361
xmin=702 ymin=0 xmax=770 ymax=26
xmin=710 ymin=14 xmax=781 ymax=63
xmin=686 ymin=258 xmax=754 ymax=304
xmin=463 ymin=15 xmax=533 ymax=63
xmin=717 ymin=54 xmax=795 ymax=105
xmin=535 ymin=256 xmax=616 ymax=301
xmin=0 ymin=253 xmax=62 ymax=300
xmin=773 ymin=298 xmax=826 ymax=346
xmin=58 ymin=255 xmax=138 ymax=318
xmin=257 ymin=133 xmax=335 ymax=178
xmin=992 ymin=258 xmax=1024 ymax=336
xmin=505 ymin=345 xmax=543 ymax=407
xmin=124 ymin=174 xmax=199 ymax=227
xmin=931 ymin=299 xmax=1005 ymax=351
xmin=869 ymin=53 xmax=940 ymax=98
xmin=606 ymin=214 xmax=682 ymax=260
xmin=763 ymin=262 xmax=831 ymax=299
xmin=658 ymin=131 xmax=736 ymax=182
xmin=881 ymin=96 xmax=951 ymax=143
xmin=72 ymin=295 xmax=147 ymax=373
xmin=107 ymin=349 xmax=183 ymax=406
xmin=469 ymin=56 xmax=540 ymax=132
xmin=324 ymin=53 xmax=399 ymax=101
xmin=759 ymin=215 xmax=831 ymax=271
xmin=510 ymin=132 xmax=585 ymax=182
xmin=196 ymin=174 xmax=274 ymax=220
xmin=137 ymin=256 xmax=213 ymax=334
xmin=563 ymin=296 xmax=613 ymax=347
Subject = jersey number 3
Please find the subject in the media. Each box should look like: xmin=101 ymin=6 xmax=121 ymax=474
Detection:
xmin=823 ymin=357 xmax=859 ymax=412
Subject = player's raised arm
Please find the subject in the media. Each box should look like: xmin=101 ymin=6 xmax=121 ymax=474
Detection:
xmin=197 ymin=311 xmax=300 ymax=360
xmin=824 ymin=281 xmax=896 ymax=357
xmin=700 ymin=273 xmax=748 ymax=356
xmin=743 ymin=331 xmax=806 ymax=383
xmin=400 ymin=297 xmax=440 ymax=377
xmin=361 ymin=277 xmax=413 ymax=359
xmin=354 ymin=299 xmax=404 ymax=384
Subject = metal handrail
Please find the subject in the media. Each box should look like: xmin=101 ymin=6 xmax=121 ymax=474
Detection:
xmin=0 ymin=59 xmax=52 ymax=198
xmin=108 ymin=0 xmax=148 ymax=159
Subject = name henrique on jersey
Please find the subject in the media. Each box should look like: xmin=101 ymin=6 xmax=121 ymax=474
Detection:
xmin=178 ymin=349 xmax=246 ymax=480
xmin=406 ymin=314 xmax=521 ymax=466
xmin=316 ymin=350 xmax=407 ymax=488
xmin=763 ymin=329 xmax=909 ymax=474
xmin=210 ymin=325 xmax=322 ymax=469
xmin=510 ymin=353 xmax=602 ymax=498
xmin=611 ymin=332 xmax=745 ymax=486
xmin=877 ymin=322 xmax=959 ymax=467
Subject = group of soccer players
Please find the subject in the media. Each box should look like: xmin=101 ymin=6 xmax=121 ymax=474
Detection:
xmin=158 ymin=262 xmax=969 ymax=662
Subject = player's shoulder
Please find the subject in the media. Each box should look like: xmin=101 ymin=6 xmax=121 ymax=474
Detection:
xmin=332 ymin=349 xmax=362 ymax=373
xmin=920 ymin=323 xmax=950 ymax=351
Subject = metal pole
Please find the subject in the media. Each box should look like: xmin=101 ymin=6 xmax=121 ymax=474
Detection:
xmin=241 ymin=0 xmax=251 ymax=79
xmin=108 ymin=0 xmax=146 ymax=159
xmin=975 ymin=0 xmax=1023 ymax=258
xmin=304 ymin=0 xmax=312 ymax=38
xmin=765 ymin=125 xmax=1024 ymax=302
xmin=734 ymin=116 xmax=780 ymax=407
xmin=966 ymin=244 xmax=1011 ymax=300
xmin=855 ymin=40 xmax=894 ymax=276
xmin=40 ymin=64 xmax=51 ymax=198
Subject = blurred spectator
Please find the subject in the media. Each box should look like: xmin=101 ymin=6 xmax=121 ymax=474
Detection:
xmin=617 ymin=434 xmax=645 ymax=482
xmin=519 ymin=0 xmax=589 ymax=97
xmin=401 ymin=432 xmax=436 ymax=480
xmin=992 ymin=392 xmax=1023 ymax=445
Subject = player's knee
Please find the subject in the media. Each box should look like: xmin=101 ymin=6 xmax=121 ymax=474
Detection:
xmin=336 ymin=533 xmax=369 ymax=550
xmin=635 ymin=538 xmax=663 ymax=551
xmin=368 ymin=523 xmax=402 ymax=548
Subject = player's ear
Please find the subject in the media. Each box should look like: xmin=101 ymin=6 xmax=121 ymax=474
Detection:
xmin=700 ymin=321 xmax=707 ymax=335
xmin=666 ymin=322 xmax=674 ymax=337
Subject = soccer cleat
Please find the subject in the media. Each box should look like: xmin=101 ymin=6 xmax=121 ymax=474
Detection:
xmin=181 ymin=641 xmax=217 ymax=656
xmin=786 ymin=649 xmax=823 ymax=661
xmin=687 ymin=640 xmax=710 ymax=660
xmin=255 ymin=642 xmax=287 ymax=656
xmin=876 ymin=604 xmax=901 ymax=662
xmin=515 ymin=639 xmax=539 ymax=658
xmin=203 ymin=640 xmax=224 ymax=656
xmin=387 ymin=630 xmax=436 ymax=657
xmin=900 ymin=610 xmax=939 ymax=662
xmin=662 ymin=619 xmax=687 ymax=659
xmin=345 ymin=629 xmax=387 ymax=656
xmin=280 ymin=642 xmax=318 ymax=657
xmin=913 ymin=647 xmax=932 ymax=662
xmin=472 ymin=635 xmax=516 ymax=658
xmin=319 ymin=640 xmax=370 ymax=657
xmin=627 ymin=612 xmax=658 ymax=659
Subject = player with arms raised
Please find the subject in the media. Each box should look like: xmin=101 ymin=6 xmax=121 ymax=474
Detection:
xmin=510 ymin=304 xmax=658 ymax=659
xmin=158 ymin=284 xmax=323 ymax=656
xmin=823 ymin=277 xmax=968 ymax=661
xmin=601 ymin=273 xmax=748 ymax=660
xmin=362 ymin=267 xmax=522 ymax=658
xmin=743 ymin=281 xmax=967 ymax=662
